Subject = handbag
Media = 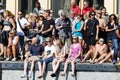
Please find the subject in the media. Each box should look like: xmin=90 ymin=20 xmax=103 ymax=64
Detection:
xmin=27 ymin=30 xmax=38 ymax=39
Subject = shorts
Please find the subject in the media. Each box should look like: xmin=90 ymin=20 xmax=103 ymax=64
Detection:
xmin=70 ymin=57 xmax=80 ymax=63
xmin=39 ymin=57 xmax=53 ymax=64
xmin=1 ymin=31 xmax=10 ymax=46
xmin=29 ymin=56 xmax=39 ymax=61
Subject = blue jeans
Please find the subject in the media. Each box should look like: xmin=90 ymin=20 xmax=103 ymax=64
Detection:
xmin=113 ymin=39 xmax=118 ymax=60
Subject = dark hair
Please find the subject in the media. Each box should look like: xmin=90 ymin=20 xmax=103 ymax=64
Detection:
xmin=35 ymin=1 xmax=41 ymax=9
xmin=89 ymin=11 xmax=96 ymax=17
xmin=18 ymin=10 xmax=23 ymax=14
xmin=84 ymin=0 xmax=90 ymax=5
xmin=78 ymin=14 xmax=84 ymax=21
xmin=44 ymin=10 xmax=50 ymax=15
xmin=109 ymin=14 xmax=118 ymax=25
xmin=101 ymin=6 xmax=106 ymax=10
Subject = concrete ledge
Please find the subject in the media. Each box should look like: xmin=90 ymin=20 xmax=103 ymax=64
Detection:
xmin=1 ymin=62 xmax=120 ymax=80
xmin=0 ymin=61 xmax=120 ymax=72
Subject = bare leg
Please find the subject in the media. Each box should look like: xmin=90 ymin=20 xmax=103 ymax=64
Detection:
xmin=0 ymin=43 xmax=3 ymax=56
xmin=7 ymin=47 xmax=11 ymax=58
xmin=30 ymin=60 xmax=36 ymax=73
xmin=91 ymin=51 xmax=99 ymax=64
xmin=53 ymin=59 xmax=63 ymax=73
xmin=71 ymin=60 xmax=75 ymax=77
xmin=96 ymin=54 xmax=107 ymax=63
xmin=61 ymin=59 xmax=70 ymax=76
xmin=52 ymin=58 xmax=57 ymax=73
xmin=38 ymin=62 xmax=43 ymax=76
xmin=12 ymin=45 xmax=16 ymax=58
xmin=24 ymin=58 xmax=30 ymax=73
xmin=3 ymin=46 xmax=7 ymax=58
xmin=42 ymin=62 xmax=46 ymax=75
xmin=82 ymin=50 xmax=92 ymax=62
xmin=99 ymin=53 xmax=112 ymax=64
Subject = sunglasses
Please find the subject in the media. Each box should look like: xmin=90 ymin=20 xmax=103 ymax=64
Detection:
xmin=46 ymin=41 xmax=51 ymax=42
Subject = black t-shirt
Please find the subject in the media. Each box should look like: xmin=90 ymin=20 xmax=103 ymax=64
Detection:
xmin=107 ymin=22 xmax=117 ymax=39
xmin=43 ymin=18 xmax=55 ymax=37
xmin=86 ymin=18 xmax=99 ymax=37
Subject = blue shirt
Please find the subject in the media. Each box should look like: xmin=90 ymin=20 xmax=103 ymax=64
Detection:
xmin=29 ymin=44 xmax=44 ymax=56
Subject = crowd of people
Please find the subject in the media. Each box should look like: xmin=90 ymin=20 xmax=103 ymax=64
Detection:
xmin=0 ymin=0 xmax=120 ymax=78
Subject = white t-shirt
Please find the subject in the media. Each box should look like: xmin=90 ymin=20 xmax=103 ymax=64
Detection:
xmin=16 ymin=17 xmax=29 ymax=36
xmin=45 ymin=45 xmax=56 ymax=55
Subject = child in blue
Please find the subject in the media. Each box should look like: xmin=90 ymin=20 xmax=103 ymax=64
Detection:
xmin=72 ymin=15 xmax=84 ymax=45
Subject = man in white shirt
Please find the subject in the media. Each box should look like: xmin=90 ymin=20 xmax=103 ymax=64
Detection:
xmin=16 ymin=11 xmax=31 ymax=58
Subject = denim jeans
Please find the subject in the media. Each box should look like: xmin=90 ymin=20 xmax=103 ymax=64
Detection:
xmin=112 ymin=39 xmax=119 ymax=60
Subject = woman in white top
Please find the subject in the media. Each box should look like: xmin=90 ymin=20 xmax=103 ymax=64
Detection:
xmin=6 ymin=30 xmax=19 ymax=61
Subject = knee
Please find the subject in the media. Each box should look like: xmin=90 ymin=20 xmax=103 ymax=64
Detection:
xmin=24 ymin=58 xmax=29 ymax=62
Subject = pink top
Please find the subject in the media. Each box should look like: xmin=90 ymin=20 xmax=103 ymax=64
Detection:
xmin=70 ymin=43 xmax=82 ymax=59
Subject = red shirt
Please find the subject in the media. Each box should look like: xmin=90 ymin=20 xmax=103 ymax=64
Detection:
xmin=71 ymin=5 xmax=81 ymax=16
xmin=82 ymin=7 xmax=93 ymax=15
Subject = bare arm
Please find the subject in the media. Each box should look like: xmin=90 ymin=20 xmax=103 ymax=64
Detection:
xmin=116 ymin=29 xmax=120 ymax=38
xmin=44 ymin=25 xmax=54 ymax=33
xmin=9 ymin=18 xmax=16 ymax=30
xmin=96 ymin=24 xmax=99 ymax=40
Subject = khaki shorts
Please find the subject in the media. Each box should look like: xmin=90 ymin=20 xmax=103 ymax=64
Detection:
xmin=28 ymin=56 xmax=39 ymax=61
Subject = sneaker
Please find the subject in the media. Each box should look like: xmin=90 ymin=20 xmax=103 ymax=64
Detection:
xmin=11 ymin=58 xmax=17 ymax=61
xmin=51 ymin=73 xmax=56 ymax=77
xmin=28 ymin=72 xmax=32 ymax=78
xmin=113 ymin=59 xmax=117 ymax=64
xmin=5 ymin=58 xmax=10 ymax=61
xmin=21 ymin=73 xmax=27 ymax=78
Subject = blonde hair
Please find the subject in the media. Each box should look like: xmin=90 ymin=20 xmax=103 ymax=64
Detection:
xmin=28 ymin=13 xmax=37 ymax=23
xmin=4 ymin=10 xmax=14 ymax=18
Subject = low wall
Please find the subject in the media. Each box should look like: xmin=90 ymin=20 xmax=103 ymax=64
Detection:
xmin=0 ymin=62 xmax=120 ymax=80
